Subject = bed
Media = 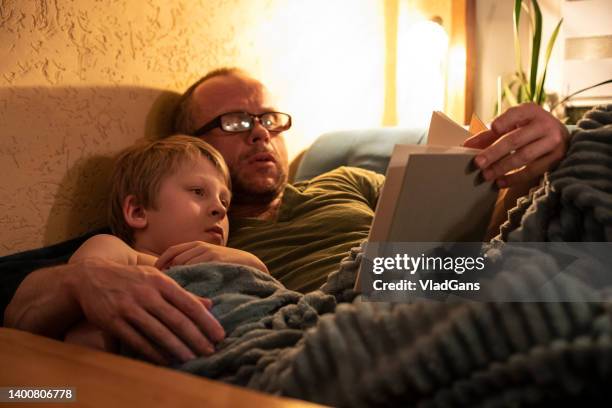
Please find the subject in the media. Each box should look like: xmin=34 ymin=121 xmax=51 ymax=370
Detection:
xmin=2 ymin=105 xmax=612 ymax=407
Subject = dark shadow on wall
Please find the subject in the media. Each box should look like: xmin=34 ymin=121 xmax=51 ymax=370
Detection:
xmin=0 ymin=86 xmax=181 ymax=252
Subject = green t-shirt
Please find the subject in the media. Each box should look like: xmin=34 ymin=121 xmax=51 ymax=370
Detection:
xmin=228 ymin=166 xmax=385 ymax=292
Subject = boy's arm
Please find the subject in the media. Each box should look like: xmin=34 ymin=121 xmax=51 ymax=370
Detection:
xmin=155 ymin=241 xmax=269 ymax=274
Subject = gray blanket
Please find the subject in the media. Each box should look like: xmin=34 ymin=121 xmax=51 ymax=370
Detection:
xmin=163 ymin=105 xmax=612 ymax=407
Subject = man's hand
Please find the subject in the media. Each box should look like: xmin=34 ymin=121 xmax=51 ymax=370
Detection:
xmin=156 ymin=241 xmax=269 ymax=273
xmin=71 ymin=258 xmax=224 ymax=364
xmin=64 ymin=321 xmax=119 ymax=352
xmin=5 ymin=259 xmax=223 ymax=365
xmin=463 ymin=103 xmax=569 ymax=187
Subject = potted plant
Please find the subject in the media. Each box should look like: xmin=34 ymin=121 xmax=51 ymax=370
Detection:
xmin=497 ymin=0 xmax=562 ymax=115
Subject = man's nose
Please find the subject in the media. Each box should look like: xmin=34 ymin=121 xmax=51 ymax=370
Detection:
xmin=247 ymin=119 xmax=271 ymax=145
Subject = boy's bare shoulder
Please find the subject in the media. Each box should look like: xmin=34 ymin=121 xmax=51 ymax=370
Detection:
xmin=80 ymin=234 xmax=132 ymax=250
xmin=83 ymin=233 xmax=127 ymax=245
xmin=70 ymin=234 xmax=139 ymax=265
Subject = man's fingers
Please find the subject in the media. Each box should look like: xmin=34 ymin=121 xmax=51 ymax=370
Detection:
xmin=161 ymin=282 xmax=225 ymax=343
xmin=111 ymin=320 xmax=169 ymax=365
xmin=75 ymin=262 xmax=221 ymax=364
xmin=463 ymin=129 xmax=498 ymax=149
xmin=482 ymin=134 xmax=553 ymax=181
xmin=496 ymin=149 xmax=562 ymax=187
xmin=490 ymin=102 xmax=538 ymax=135
xmin=198 ymin=297 xmax=213 ymax=310
xmin=475 ymin=122 xmax=544 ymax=170
xmin=148 ymin=299 xmax=216 ymax=357
xmin=127 ymin=307 xmax=198 ymax=363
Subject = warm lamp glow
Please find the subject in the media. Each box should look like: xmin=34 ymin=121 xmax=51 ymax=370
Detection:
xmin=244 ymin=0 xmax=386 ymax=160
xmin=446 ymin=44 xmax=467 ymax=113
xmin=397 ymin=15 xmax=449 ymax=127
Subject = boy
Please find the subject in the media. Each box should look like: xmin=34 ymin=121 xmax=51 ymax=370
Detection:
xmin=64 ymin=135 xmax=267 ymax=357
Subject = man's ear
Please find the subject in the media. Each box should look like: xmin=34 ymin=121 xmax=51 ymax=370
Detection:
xmin=123 ymin=195 xmax=148 ymax=230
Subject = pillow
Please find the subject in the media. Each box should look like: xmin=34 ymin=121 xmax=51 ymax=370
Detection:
xmin=294 ymin=127 xmax=428 ymax=181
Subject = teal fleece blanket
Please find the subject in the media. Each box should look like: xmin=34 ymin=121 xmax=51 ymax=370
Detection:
xmin=150 ymin=105 xmax=612 ymax=407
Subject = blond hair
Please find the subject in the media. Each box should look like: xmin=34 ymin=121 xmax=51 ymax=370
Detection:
xmin=108 ymin=135 xmax=230 ymax=245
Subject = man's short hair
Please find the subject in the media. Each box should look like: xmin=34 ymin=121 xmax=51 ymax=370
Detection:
xmin=173 ymin=67 xmax=247 ymax=135
xmin=108 ymin=135 xmax=231 ymax=245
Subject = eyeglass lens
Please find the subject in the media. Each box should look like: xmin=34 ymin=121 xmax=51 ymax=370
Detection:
xmin=221 ymin=112 xmax=289 ymax=132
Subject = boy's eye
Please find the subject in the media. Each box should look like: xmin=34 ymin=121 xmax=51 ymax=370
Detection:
xmin=221 ymin=198 xmax=230 ymax=208
xmin=191 ymin=188 xmax=205 ymax=196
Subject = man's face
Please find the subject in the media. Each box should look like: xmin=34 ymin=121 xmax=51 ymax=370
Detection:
xmin=189 ymin=74 xmax=289 ymax=206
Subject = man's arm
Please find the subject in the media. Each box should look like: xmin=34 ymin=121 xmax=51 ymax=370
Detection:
xmin=463 ymin=103 xmax=569 ymax=238
xmin=4 ymin=234 xmax=140 ymax=339
xmin=4 ymin=262 xmax=83 ymax=338
xmin=4 ymin=257 xmax=225 ymax=365
xmin=484 ymin=182 xmax=535 ymax=241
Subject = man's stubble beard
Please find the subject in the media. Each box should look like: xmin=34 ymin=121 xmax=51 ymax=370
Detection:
xmin=229 ymin=165 xmax=288 ymax=206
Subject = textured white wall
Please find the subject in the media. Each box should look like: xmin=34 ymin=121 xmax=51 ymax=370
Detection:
xmin=0 ymin=0 xmax=386 ymax=255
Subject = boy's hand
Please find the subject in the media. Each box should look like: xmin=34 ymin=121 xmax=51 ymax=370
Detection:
xmin=156 ymin=241 xmax=269 ymax=273
xmin=463 ymin=103 xmax=568 ymax=187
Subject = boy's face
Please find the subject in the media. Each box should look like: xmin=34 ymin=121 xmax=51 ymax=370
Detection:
xmin=143 ymin=155 xmax=231 ymax=255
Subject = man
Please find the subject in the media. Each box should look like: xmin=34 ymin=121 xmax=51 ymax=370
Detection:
xmin=174 ymin=68 xmax=385 ymax=292
xmin=3 ymin=67 xmax=569 ymax=364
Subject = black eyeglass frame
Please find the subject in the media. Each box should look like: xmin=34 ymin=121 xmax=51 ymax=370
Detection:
xmin=192 ymin=111 xmax=292 ymax=137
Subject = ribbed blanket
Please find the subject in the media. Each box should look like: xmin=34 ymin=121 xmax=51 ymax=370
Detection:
xmin=162 ymin=105 xmax=612 ymax=406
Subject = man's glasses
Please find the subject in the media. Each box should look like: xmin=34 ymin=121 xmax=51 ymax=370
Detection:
xmin=193 ymin=111 xmax=292 ymax=136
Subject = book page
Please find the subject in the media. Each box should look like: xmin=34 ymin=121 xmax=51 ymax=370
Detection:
xmin=469 ymin=113 xmax=488 ymax=135
xmin=426 ymin=111 xmax=488 ymax=147
xmin=426 ymin=111 xmax=471 ymax=147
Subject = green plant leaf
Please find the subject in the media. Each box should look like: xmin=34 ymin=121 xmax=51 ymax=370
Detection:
xmin=514 ymin=70 xmax=531 ymax=101
xmin=495 ymin=0 xmax=562 ymax=112
xmin=529 ymin=0 xmax=542 ymax=100
xmin=525 ymin=1 xmax=534 ymax=38
xmin=513 ymin=0 xmax=523 ymax=75
xmin=536 ymin=18 xmax=563 ymax=103
xmin=503 ymin=81 xmax=519 ymax=106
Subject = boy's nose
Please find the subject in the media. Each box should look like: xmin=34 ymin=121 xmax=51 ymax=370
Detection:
xmin=210 ymin=201 xmax=227 ymax=219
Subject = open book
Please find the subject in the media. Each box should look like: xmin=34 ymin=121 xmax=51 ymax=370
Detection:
xmin=369 ymin=111 xmax=498 ymax=243
xmin=354 ymin=111 xmax=499 ymax=291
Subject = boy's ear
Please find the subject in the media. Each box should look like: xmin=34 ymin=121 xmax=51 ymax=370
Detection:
xmin=123 ymin=195 xmax=148 ymax=230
